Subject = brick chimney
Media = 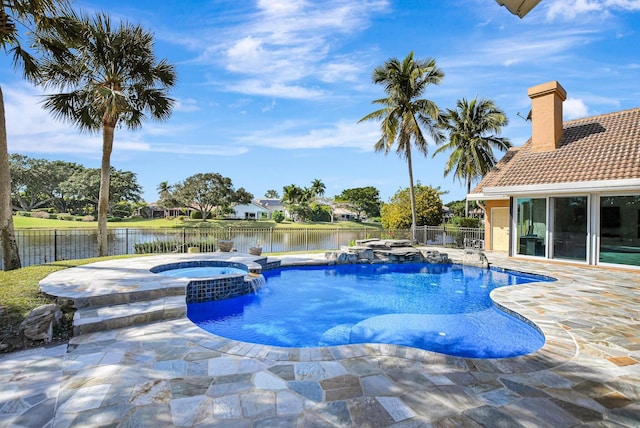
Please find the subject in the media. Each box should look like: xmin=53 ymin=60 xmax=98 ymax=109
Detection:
xmin=527 ymin=81 xmax=566 ymax=152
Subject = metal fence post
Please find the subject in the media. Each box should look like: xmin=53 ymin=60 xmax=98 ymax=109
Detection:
xmin=442 ymin=224 xmax=447 ymax=248
xmin=125 ymin=228 xmax=129 ymax=255
xmin=54 ymin=229 xmax=58 ymax=262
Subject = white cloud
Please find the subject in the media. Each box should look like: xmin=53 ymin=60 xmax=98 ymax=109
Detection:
xmin=236 ymin=119 xmax=381 ymax=150
xmin=224 ymin=80 xmax=324 ymax=99
xmin=546 ymin=0 xmax=640 ymax=20
xmin=257 ymin=0 xmax=305 ymax=16
xmin=3 ymin=83 xmax=243 ymax=157
xmin=190 ymin=1 xmax=389 ymax=98
xmin=262 ymin=99 xmax=276 ymax=112
xmin=441 ymin=28 xmax=596 ymax=72
xmin=319 ymin=61 xmax=362 ymax=83
xmin=564 ymin=98 xmax=589 ymax=119
xmin=174 ymin=98 xmax=199 ymax=112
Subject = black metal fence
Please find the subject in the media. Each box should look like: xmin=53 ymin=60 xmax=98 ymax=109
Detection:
xmin=1 ymin=225 xmax=484 ymax=269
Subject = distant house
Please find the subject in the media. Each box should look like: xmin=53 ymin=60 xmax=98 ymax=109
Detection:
xmin=468 ymin=81 xmax=640 ymax=269
xmin=256 ymin=198 xmax=287 ymax=219
xmin=139 ymin=202 xmax=188 ymax=218
xmin=230 ymin=201 xmax=269 ymax=220
xmin=333 ymin=207 xmax=361 ymax=222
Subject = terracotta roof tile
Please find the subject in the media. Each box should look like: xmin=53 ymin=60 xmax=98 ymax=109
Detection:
xmin=472 ymin=107 xmax=640 ymax=194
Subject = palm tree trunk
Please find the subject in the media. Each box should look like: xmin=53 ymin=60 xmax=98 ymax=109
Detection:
xmin=406 ymin=145 xmax=417 ymax=240
xmin=97 ymin=125 xmax=114 ymax=257
xmin=465 ymin=177 xmax=471 ymax=218
xmin=0 ymin=86 xmax=21 ymax=270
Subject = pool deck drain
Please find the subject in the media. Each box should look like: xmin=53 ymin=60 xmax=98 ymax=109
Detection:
xmin=1 ymin=249 xmax=639 ymax=427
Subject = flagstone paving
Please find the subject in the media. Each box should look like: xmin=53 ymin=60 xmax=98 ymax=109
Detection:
xmin=1 ymin=249 xmax=639 ymax=427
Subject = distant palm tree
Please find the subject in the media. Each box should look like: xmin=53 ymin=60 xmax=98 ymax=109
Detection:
xmin=0 ymin=0 xmax=69 ymax=270
xmin=311 ymin=179 xmax=325 ymax=197
xmin=264 ymin=189 xmax=280 ymax=199
xmin=38 ymin=11 xmax=176 ymax=256
xmin=359 ymin=52 xmax=444 ymax=238
xmin=282 ymin=184 xmax=303 ymax=204
xmin=434 ymin=97 xmax=511 ymax=217
xmin=282 ymin=184 xmax=305 ymax=221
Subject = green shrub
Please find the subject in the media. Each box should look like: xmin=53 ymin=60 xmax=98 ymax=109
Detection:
xmin=134 ymin=240 xmax=182 ymax=254
xmin=272 ymin=211 xmax=285 ymax=223
xmin=450 ymin=217 xmax=480 ymax=228
xmin=107 ymin=217 xmax=124 ymax=222
xmin=48 ymin=213 xmax=58 ymax=220
xmin=134 ymin=239 xmax=218 ymax=254
xmin=58 ymin=214 xmax=74 ymax=221
xmin=17 ymin=211 xmax=31 ymax=217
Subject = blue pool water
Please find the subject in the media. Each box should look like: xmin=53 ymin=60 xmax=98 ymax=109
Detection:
xmin=187 ymin=263 xmax=554 ymax=358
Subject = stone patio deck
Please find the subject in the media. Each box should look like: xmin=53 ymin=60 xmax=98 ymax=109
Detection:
xmin=1 ymin=249 xmax=639 ymax=427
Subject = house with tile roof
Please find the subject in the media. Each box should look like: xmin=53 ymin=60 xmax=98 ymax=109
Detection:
xmin=468 ymin=81 xmax=640 ymax=268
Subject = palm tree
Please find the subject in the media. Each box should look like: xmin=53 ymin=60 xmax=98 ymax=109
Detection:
xmin=282 ymin=184 xmax=304 ymax=221
xmin=37 ymin=11 xmax=176 ymax=256
xmin=359 ymin=52 xmax=444 ymax=238
xmin=282 ymin=184 xmax=303 ymax=204
xmin=434 ymin=97 xmax=511 ymax=217
xmin=0 ymin=1 xmax=69 ymax=270
xmin=311 ymin=179 xmax=325 ymax=198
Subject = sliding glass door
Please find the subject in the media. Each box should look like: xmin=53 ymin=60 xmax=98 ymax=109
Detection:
xmin=552 ymin=196 xmax=588 ymax=261
xmin=516 ymin=198 xmax=546 ymax=256
xmin=600 ymin=195 xmax=640 ymax=267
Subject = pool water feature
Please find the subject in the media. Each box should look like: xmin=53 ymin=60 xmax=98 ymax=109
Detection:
xmin=187 ymin=263 xmax=554 ymax=359
xmin=157 ymin=266 xmax=247 ymax=278
xmin=151 ymin=261 xmax=266 ymax=302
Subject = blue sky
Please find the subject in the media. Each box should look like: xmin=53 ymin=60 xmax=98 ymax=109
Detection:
xmin=2 ymin=0 xmax=639 ymax=204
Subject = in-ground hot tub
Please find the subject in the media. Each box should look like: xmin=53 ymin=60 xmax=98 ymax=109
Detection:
xmin=151 ymin=260 xmax=266 ymax=303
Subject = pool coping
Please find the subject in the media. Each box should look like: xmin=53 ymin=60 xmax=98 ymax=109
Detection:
xmin=40 ymin=250 xmax=578 ymax=374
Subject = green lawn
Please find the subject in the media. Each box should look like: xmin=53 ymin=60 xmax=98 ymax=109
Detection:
xmin=13 ymin=216 xmax=383 ymax=230
xmin=0 ymin=254 xmax=145 ymax=354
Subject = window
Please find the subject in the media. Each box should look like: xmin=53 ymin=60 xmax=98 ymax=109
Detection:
xmin=600 ymin=195 xmax=640 ymax=267
xmin=516 ymin=198 xmax=546 ymax=256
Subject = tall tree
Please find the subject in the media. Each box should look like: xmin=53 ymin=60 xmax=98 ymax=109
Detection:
xmin=59 ymin=167 xmax=142 ymax=214
xmin=9 ymin=155 xmax=81 ymax=212
xmin=435 ymin=97 xmax=511 ymax=216
xmin=171 ymin=173 xmax=252 ymax=221
xmin=264 ymin=189 xmax=280 ymax=199
xmin=37 ymin=10 xmax=176 ymax=256
xmin=335 ymin=186 xmax=382 ymax=219
xmin=359 ymin=51 xmax=444 ymax=238
xmin=381 ymin=184 xmax=443 ymax=231
xmin=282 ymin=184 xmax=303 ymax=204
xmin=310 ymin=179 xmax=325 ymax=198
xmin=0 ymin=0 xmax=68 ymax=270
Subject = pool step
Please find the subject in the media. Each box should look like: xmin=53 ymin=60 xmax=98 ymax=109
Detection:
xmin=73 ymin=295 xmax=186 ymax=336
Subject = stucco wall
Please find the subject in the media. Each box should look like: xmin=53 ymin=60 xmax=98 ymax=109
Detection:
xmin=483 ymin=199 xmax=510 ymax=251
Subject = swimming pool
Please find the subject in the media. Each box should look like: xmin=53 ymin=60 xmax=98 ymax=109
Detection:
xmin=157 ymin=266 xmax=247 ymax=278
xmin=187 ymin=263 xmax=554 ymax=358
